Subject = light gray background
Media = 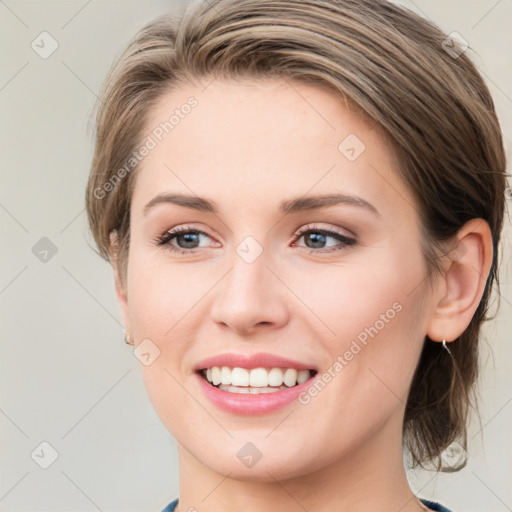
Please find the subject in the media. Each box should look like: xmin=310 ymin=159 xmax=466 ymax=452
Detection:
xmin=1 ymin=1 xmax=511 ymax=511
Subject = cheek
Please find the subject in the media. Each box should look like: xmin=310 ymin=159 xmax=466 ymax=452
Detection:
xmin=125 ymin=251 xmax=219 ymax=434
xmin=126 ymin=248 xmax=216 ymax=337
xmin=285 ymin=246 xmax=426 ymax=347
xmin=295 ymin=244 xmax=428 ymax=405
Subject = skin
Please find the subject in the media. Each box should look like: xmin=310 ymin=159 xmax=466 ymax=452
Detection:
xmin=111 ymin=78 xmax=493 ymax=512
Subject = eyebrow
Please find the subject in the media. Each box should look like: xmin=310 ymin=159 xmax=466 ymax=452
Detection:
xmin=143 ymin=192 xmax=380 ymax=217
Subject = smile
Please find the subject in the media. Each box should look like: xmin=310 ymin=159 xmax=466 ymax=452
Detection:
xmin=201 ymin=366 xmax=315 ymax=393
xmin=195 ymin=366 xmax=319 ymax=415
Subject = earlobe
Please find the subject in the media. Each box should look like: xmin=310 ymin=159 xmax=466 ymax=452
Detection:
xmin=426 ymin=218 xmax=494 ymax=344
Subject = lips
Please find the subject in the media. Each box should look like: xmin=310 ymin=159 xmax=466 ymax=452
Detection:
xmin=194 ymin=368 xmax=319 ymax=415
xmin=192 ymin=352 xmax=319 ymax=414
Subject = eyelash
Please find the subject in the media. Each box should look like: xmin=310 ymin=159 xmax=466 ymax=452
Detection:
xmin=154 ymin=224 xmax=356 ymax=255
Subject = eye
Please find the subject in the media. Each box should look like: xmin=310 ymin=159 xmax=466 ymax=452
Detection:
xmin=154 ymin=224 xmax=356 ymax=255
xmin=293 ymin=225 xmax=356 ymax=253
xmin=154 ymin=226 xmax=218 ymax=254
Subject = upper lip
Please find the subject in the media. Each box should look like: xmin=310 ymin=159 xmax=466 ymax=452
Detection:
xmin=194 ymin=352 xmax=317 ymax=371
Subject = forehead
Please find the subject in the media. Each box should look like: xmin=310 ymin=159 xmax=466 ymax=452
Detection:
xmin=131 ymin=78 xmax=412 ymax=219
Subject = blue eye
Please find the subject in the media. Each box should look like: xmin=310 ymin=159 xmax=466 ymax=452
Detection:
xmin=155 ymin=225 xmax=356 ymax=255
xmin=155 ymin=227 xmax=213 ymax=253
xmin=294 ymin=227 xmax=356 ymax=253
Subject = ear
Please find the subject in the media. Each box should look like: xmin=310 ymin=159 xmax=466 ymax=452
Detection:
xmin=426 ymin=218 xmax=494 ymax=344
xmin=109 ymin=231 xmax=132 ymax=338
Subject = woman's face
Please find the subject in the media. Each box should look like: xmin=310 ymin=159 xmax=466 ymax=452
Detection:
xmin=117 ymin=78 xmax=437 ymax=480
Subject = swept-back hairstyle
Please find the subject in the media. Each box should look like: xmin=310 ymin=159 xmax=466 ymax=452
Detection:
xmin=85 ymin=0 xmax=507 ymax=470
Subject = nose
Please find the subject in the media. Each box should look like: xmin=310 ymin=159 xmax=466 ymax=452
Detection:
xmin=209 ymin=246 xmax=290 ymax=336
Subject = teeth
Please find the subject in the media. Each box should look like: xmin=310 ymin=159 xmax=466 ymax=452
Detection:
xmin=297 ymin=369 xmax=310 ymax=384
xmin=202 ymin=366 xmax=312 ymax=388
xmin=283 ymin=368 xmax=298 ymax=387
xmin=221 ymin=366 xmax=231 ymax=385
xmin=231 ymin=367 xmax=250 ymax=386
xmin=268 ymin=367 xmax=284 ymax=386
xmin=218 ymin=384 xmax=289 ymax=394
xmin=249 ymin=367 xmax=268 ymax=387
xmin=211 ymin=367 xmax=221 ymax=386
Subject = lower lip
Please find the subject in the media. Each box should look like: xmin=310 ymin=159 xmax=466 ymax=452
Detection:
xmin=194 ymin=371 xmax=317 ymax=415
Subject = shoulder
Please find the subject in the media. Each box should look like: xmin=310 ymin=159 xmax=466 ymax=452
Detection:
xmin=161 ymin=497 xmax=179 ymax=512
xmin=420 ymin=498 xmax=454 ymax=512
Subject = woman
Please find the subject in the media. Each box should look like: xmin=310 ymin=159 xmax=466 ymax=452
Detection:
xmin=85 ymin=0 xmax=507 ymax=510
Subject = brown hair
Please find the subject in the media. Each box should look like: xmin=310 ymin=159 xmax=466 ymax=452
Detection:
xmin=85 ymin=0 xmax=507 ymax=470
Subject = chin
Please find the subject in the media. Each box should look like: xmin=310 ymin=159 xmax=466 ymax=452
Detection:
xmin=207 ymin=457 xmax=312 ymax=483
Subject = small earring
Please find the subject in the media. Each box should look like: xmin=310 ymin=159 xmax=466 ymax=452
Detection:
xmin=442 ymin=339 xmax=452 ymax=355
xmin=123 ymin=329 xmax=134 ymax=346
